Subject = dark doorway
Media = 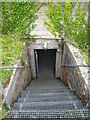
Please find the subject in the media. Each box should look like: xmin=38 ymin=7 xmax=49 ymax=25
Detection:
xmin=35 ymin=49 xmax=56 ymax=79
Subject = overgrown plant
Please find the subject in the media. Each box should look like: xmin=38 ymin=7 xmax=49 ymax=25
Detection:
xmin=2 ymin=2 xmax=41 ymax=36
xmin=1 ymin=103 xmax=8 ymax=119
xmin=1 ymin=2 xmax=41 ymax=88
xmin=46 ymin=2 xmax=89 ymax=63
xmin=44 ymin=18 xmax=56 ymax=37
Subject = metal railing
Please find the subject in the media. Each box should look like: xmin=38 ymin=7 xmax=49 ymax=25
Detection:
xmin=0 ymin=65 xmax=31 ymax=110
xmin=0 ymin=80 xmax=11 ymax=110
xmin=0 ymin=65 xmax=31 ymax=69
xmin=61 ymin=64 xmax=90 ymax=67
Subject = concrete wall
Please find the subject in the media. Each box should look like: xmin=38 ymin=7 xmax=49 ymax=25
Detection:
xmin=5 ymin=44 xmax=31 ymax=105
xmin=5 ymin=39 xmax=89 ymax=106
xmin=27 ymin=38 xmax=89 ymax=105
xmin=28 ymin=39 xmax=61 ymax=79
xmin=60 ymin=42 xmax=89 ymax=105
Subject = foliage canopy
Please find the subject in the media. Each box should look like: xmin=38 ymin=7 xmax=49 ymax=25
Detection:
xmin=46 ymin=2 xmax=89 ymax=63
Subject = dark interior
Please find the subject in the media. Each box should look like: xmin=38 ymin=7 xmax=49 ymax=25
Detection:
xmin=37 ymin=49 xmax=56 ymax=79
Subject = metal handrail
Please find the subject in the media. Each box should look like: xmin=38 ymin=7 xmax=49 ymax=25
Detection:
xmin=61 ymin=64 xmax=90 ymax=67
xmin=62 ymin=2 xmax=65 ymax=39
xmin=86 ymin=99 xmax=90 ymax=108
xmin=0 ymin=65 xmax=31 ymax=69
xmin=21 ymin=37 xmax=61 ymax=40
xmin=0 ymin=65 xmax=31 ymax=110
xmin=0 ymin=80 xmax=11 ymax=110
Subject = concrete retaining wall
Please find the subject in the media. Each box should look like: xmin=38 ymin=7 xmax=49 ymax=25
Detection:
xmin=60 ymin=42 xmax=89 ymax=105
xmin=5 ymin=44 xmax=31 ymax=105
xmin=5 ymin=40 xmax=89 ymax=106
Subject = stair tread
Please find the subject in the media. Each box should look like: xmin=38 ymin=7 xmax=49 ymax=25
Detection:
xmin=7 ymin=109 xmax=89 ymax=119
xmin=6 ymin=78 xmax=85 ymax=118
xmin=18 ymin=96 xmax=77 ymax=102
xmin=13 ymin=105 xmax=83 ymax=111
xmin=13 ymin=101 xmax=83 ymax=109
xmin=23 ymin=89 xmax=70 ymax=94
xmin=21 ymin=93 xmax=76 ymax=98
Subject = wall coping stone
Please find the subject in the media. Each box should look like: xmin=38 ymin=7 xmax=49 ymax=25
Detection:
xmin=3 ymin=59 xmax=21 ymax=104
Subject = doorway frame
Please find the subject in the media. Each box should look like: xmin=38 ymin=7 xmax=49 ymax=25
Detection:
xmin=28 ymin=40 xmax=61 ymax=79
xmin=34 ymin=49 xmax=57 ymax=78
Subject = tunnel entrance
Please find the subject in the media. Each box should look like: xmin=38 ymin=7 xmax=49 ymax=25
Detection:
xmin=35 ymin=49 xmax=56 ymax=79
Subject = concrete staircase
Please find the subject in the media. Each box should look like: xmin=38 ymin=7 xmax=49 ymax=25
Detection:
xmin=6 ymin=78 xmax=89 ymax=119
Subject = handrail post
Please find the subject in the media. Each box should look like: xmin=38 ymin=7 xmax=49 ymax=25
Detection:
xmin=0 ymin=80 xmax=11 ymax=110
xmin=86 ymin=99 xmax=90 ymax=108
xmin=62 ymin=2 xmax=65 ymax=39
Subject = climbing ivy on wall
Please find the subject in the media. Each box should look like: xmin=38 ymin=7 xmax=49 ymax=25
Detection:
xmin=46 ymin=2 xmax=89 ymax=63
xmin=2 ymin=2 xmax=41 ymax=35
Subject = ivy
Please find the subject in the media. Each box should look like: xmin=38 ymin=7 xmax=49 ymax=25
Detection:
xmin=2 ymin=2 xmax=41 ymax=35
xmin=46 ymin=2 xmax=89 ymax=63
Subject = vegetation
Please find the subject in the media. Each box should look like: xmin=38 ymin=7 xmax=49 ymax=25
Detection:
xmin=46 ymin=2 xmax=89 ymax=63
xmin=0 ymin=33 xmax=24 ymax=88
xmin=1 ymin=2 xmax=89 ymax=87
xmin=44 ymin=18 xmax=56 ymax=36
xmin=0 ymin=2 xmax=89 ymax=119
xmin=0 ymin=3 xmax=41 ymax=88
xmin=2 ymin=2 xmax=41 ymax=35
xmin=0 ymin=2 xmax=42 ymax=119
xmin=1 ymin=103 xmax=8 ymax=119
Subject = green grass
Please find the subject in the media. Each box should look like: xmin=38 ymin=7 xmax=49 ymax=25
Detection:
xmin=0 ymin=102 xmax=13 ymax=119
xmin=67 ymin=39 xmax=89 ymax=64
xmin=0 ymin=3 xmax=42 ymax=89
xmin=2 ymin=33 xmax=24 ymax=66
xmin=40 ymin=9 xmax=43 ymax=15
xmin=0 ymin=111 xmax=2 ymax=120
xmin=0 ymin=33 xmax=24 ymax=88
xmin=45 ymin=2 xmax=89 ymax=64
xmin=80 ymin=50 xmax=89 ymax=64
xmin=0 ymin=70 xmax=12 ymax=88
xmin=44 ymin=18 xmax=56 ymax=37
xmin=44 ymin=16 xmax=89 ymax=64
xmin=1 ymin=103 xmax=8 ymax=119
